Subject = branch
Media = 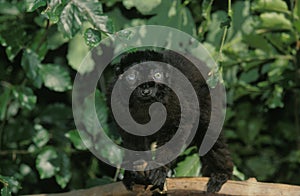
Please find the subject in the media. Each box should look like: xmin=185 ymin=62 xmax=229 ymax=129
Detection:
xmin=24 ymin=177 xmax=300 ymax=196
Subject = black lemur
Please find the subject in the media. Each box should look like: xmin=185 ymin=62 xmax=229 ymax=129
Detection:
xmin=106 ymin=49 xmax=233 ymax=193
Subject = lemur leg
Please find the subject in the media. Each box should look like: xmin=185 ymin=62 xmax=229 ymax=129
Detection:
xmin=201 ymin=135 xmax=233 ymax=193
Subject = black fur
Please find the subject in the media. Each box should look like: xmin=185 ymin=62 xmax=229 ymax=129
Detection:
xmin=106 ymin=50 xmax=233 ymax=193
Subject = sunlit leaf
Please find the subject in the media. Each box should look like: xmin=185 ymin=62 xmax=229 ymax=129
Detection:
xmin=58 ymin=0 xmax=113 ymax=38
xmin=258 ymin=13 xmax=292 ymax=31
xmin=84 ymin=28 xmax=101 ymax=47
xmin=42 ymin=0 xmax=66 ymax=23
xmin=33 ymin=124 xmax=50 ymax=148
xmin=39 ymin=64 xmax=72 ymax=92
xmin=252 ymin=0 xmax=289 ymax=14
xmin=65 ymin=130 xmax=87 ymax=150
xmin=266 ymin=85 xmax=284 ymax=108
xmin=36 ymin=147 xmax=58 ymax=179
xmin=0 ymin=175 xmax=20 ymax=196
xmin=58 ymin=2 xmax=82 ymax=38
xmin=174 ymin=154 xmax=200 ymax=177
xmin=233 ymin=166 xmax=246 ymax=180
xmin=55 ymin=152 xmax=72 ymax=188
xmin=12 ymin=86 xmax=37 ymax=110
xmin=67 ymin=33 xmax=95 ymax=74
xmin=25 ymin=0 xmax=47 ymax=12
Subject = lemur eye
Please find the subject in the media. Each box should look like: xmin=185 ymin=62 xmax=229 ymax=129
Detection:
xmin=153 ymin=72 xmax=163 ymax=80
xmin=126 ymin=73 xmax=136 ymax=81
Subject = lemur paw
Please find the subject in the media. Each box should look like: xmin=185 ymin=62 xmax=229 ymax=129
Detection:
xmin=207 ymin=173 xmax=229 ymax=193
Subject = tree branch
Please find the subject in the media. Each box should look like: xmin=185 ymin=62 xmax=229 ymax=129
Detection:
xmin=24 ymin=177 xmax=300 ymax=196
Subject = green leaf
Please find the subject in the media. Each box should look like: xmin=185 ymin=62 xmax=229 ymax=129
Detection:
xmin=265 ymin=33 xmax=295 ymax=53
xmin=42 ymin=0 xmax=66 ymax=23
xmin=0 ymin=175 xmax=21 ymax=196
xmin=36 ymin=147 xmax=58 ymax=179
xmin=294 ymin=0 xmax=300 ymax=32
xmin=206 ymin=67 xmax=223 ymax=88
xmin=1 ymin=186 xmax=10 ymax=196
xmin=240 ymin=68 xmax=259 ymax=83
xmin=39 ymin=64 xmax=71 ymax=92
xmin=95 ymin=90 xmax=108 ymax=127
xmin=243 ymin=33 xmax=273 ymax=53
xmin=21 ymin=49 xmax=43 ymax=88
xmin=174 ymin=154 xmax=200 ymax=177
xmin=38 ymin=103 xmax=72 ymax=125
xmin=20 ymin=164 xmax=33 ymax=177
xmin=95 ymin=139 xmax=123 ymax=165
xmin=233 ymin=166 xmax=246 ymax=180
xmin=206 ymin=10 xmax=227 ymax=46
xmin=123 ymin=0 xmax=162 ymax=14
xmin=0 ymin=87 xmax=11 ymax=120
xmin=36 ymin=148 xmax=71 ymax=188
xmin=247 ymin=118 xmax=264 ymax=143
xmin=58 ymin=0 xmax=113 ymax=38
xmin=258 ymin=13 xmax=292 ymax=31
xmin=148 ymin=0 xmax=196 ymax=35
xmin=55 ymin=152 xmax=72 ymax=188
xmin=0 ymin=2 xmax=20 ymax=15
xmin=47 ymin=26 xmax=69 ymax=50
xmin=180 ymin=146 xmax=197 ymax=156
xmin=33 ymin=124 xmax=50 ymax=148
xmin=65 ymin=130 xmax=87 ymax=150
xmin=246 ymin=153 xmax=277 ymax=181
xmin=67 ymin=33 xmax=95 ymax=74
xmin=106 ymin=7 xmax=130 ymax=31
xmin=25 ymin=0 xmax=47 ymax=12
xmin=58 ymin=2 xmax=82 ymax=38
xmin=82 ymin=90 xmax=123 ymax=165
xmin=12 ymin=86 xmax=37 ymax=110
xmin=0 ymin=21 xmax=29 ymax=61
xmin=252 ymin=0 xmax=289 ymax=14
xmin=82 ymin=90 xmax=108 ymax=137
xmin=266 ymin=85 xmax=284 ymax=108
xmin=75 ymin=1 xmax=113 ymax=34
xmin=84 ymin=28 xmax=101 ymax=47
xmin=267 ymin=59 xmax=291 ymax=82
xmin=29 ymin=29 xmax=49 ymax=60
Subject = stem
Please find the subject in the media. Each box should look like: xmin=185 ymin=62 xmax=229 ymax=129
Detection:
xmin=113 ymin=166 xmax=121 ymax=181
xmin=0 ymin=178 xmax=8 ymax=187
xmin=228 ymin=0 xmax=232 ymax=18
xmin=218 ymin=27 xmax=228 ymax=62
xmin=0 ymin=150 xmax=30 ymax=156
xmin=217 ymin=0 xmax=232 ymax=63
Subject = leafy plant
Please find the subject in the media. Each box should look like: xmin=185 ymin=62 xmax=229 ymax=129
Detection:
xmin=0 ymin=0 xmax=299 ymax=195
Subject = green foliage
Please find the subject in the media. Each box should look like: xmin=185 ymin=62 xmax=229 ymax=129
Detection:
xmin=0 ymin=0 xmax=299 ymax=194
xmin=174 ymin=148 xmax=201 ymax=177
xmin=0 ymin=175 xmax=21 ymax=196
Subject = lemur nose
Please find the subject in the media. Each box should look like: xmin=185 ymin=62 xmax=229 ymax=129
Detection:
xmin=141 ymin=88 xmax=152 ymax=96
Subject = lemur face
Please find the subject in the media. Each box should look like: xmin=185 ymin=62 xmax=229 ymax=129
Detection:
xmin=118 ymin=61 xmax=172 ymax=102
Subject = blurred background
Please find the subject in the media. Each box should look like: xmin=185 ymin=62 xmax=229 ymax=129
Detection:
xmin=0 ymin=0 xmax=299 ymax=195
